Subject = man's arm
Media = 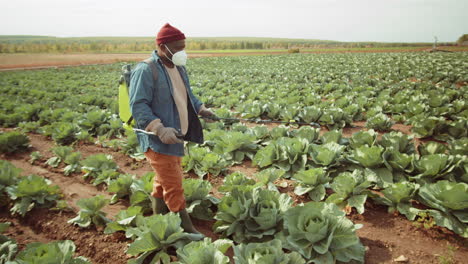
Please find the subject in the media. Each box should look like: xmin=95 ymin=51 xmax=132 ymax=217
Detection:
xmin=129 ymin=63 xmax=159 ymax=129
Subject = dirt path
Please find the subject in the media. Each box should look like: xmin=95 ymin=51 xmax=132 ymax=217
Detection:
xmin=351 ymin=203 xmax=468 ymax=264
xmin=6 ymin=134 xmax=131 ymax=217
xmin=0 ymin=52 xmax=283 ymax=71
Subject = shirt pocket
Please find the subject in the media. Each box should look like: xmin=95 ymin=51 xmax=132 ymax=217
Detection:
xmin=153 ymin=77 xmax=173 ymax=105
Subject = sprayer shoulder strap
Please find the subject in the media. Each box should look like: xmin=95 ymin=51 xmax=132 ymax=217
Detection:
xmin=142 ymin=58 xmax=158 ymax=82
xmin=125 ymin=58 xmax=157 ymax=127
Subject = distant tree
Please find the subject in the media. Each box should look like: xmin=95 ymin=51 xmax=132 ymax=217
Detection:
xmin=456 ymin=34 xmax=468 ymax=45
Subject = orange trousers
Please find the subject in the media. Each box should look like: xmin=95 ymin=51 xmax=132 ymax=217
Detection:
xmin=144 ymin=149 xmax=186 ymax=212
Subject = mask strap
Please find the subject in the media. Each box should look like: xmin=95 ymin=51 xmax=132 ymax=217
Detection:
xmin=164 ymin=44 xmax=174 ymax=56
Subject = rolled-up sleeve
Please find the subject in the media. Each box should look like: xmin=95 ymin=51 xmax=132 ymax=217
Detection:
xmin=129 ymin=63 xmax=159 ymax=129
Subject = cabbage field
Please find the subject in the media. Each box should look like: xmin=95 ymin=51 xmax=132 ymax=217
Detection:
xmin=0 ymin=52 xmax=467 ymax=264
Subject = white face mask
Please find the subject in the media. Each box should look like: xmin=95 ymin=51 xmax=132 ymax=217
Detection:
xmin=164 ymin=44 xmax=187 ymax=66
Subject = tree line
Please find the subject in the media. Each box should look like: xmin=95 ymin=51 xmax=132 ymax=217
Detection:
xmin=0 ymin=36 xmax=457 ymax=53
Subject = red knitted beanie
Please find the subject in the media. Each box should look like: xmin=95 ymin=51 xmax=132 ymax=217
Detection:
xmin=156 ymin=23 xmax=186 ymax=45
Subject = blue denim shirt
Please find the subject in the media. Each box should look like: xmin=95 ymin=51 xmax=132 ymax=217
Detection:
xmin=129 ymin=51 xmax=203 ymax=156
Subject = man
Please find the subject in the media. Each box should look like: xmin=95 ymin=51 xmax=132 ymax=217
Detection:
xmin=129 ymin=23 xmax=216 ymax=236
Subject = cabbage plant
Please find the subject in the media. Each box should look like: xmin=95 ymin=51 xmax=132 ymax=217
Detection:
xmin=218 ymin=171 xmax=257 ymax=193
xmin=365 ymin=112 xmax=395 ymax=132
xmin=214 ymin=187 xmax=292 ymax=243
xmin=411 ymin=116 xmax=445 ymax=138
xmin=104 ymin=206 xmax=143 ymax=236
xmin=81 ymin=154 xmax=118 ymax=182
xmin=309 ymin=142 xmax=345 ymax=168
xmin=326 ymin=170 xmax=372 ymax=214
xmin=276 ymin=202 xmax=365 ymax=263
xmin=349 ymin=129 xmax=378 ymax=149
xmin=175 ymin=238 xmax=233 ymax=264
xmin=0 ymin=222 xmax=17 ymax=263
xmin=234 ymin=239 xmax=305 ymax=264
xmin=182 ymin=146 xmax=229 ymax=178
xmin=13 ymin=240 xmax=91 ymax=264
xmin=418 ymin=180 xmax=468 ymax=238
xmin=6 ymin=174 xmax=61 ymax=217
xmin=108 ymin=174 xmax=134 ymax=204
xmin=212 ymin=131 xmax=258 ymax=164
xmin=0 ymin=160 xmax=20 ymax=207
xmin=347 ymin=145 xmax=385 ymax=168
xmin=129 ymin=172 xmax=155 ymax=214
xmin=299 ymin=105 xmax=322 ymax=123
xmin=289 ymin=126 xmax=320 ymax=144
xmin=183 ymin=178 xmax=220 ymax=220
xmin=126 ymin=213 xmax=202 ymax=264
xmin=292 ymin=168 xmax=330 ymax=202
xmin=417 ymin=141 xmax=447 ymax=156
xmin=0 ymin=131 xmax=30 ymax=153
xmin=448 ymin=138 xmax=468 ymax=156
xmin=254 ymin=168 xmax=287 ymax=191
xmin=253 ymin=137 xmax=311 ymax=177
xmin=45 ymin=146 xmax=74 ymax=168
xmin=378 ymin=131 xmax=415 ymax=154
xmin=383 ymin=147 xmax=415 ymax=174
xmin=68 ymin=195 xmax=110 ymax=228
xmin=412 ymin=154 xmax=457 ymax=182
xmin=373 ymin=181 xmax=420 ymax=220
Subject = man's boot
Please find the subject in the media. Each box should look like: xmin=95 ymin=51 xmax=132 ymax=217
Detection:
xmin=151 ymin=197 xmax=169 ymax=215
xmin=178 ymin=209 xmax=205 ymax=239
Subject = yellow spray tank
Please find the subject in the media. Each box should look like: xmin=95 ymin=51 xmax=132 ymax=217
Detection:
xmin=118 ymin=64 xmax=135 ymax=133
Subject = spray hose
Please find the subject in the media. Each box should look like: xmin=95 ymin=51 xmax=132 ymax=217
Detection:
xmin=133 ymin=116 xmax=321 ymax=163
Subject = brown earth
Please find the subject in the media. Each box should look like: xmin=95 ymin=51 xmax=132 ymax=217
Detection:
xmin=0 ymin=52 xmax=284 ymax=71
xmin=0 ymin=208 xmax=130 ymax=264
xmin=2 ymin=46 xmax=467 ymax=71
xmin=1 ymin=130 xmax=467 ymax=263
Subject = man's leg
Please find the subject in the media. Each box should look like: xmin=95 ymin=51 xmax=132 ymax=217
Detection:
xmin=144 ymin=150 xmax=168 ymax=214
xmin=144 ymin=149 xmax=203 ymax=236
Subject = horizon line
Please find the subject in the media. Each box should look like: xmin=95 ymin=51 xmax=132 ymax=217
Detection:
xmin=0 ymin=34 xmax=448 ymax=44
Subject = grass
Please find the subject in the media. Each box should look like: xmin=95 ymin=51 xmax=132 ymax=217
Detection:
xmin=437 ymin=244 xmax=457 ymax=264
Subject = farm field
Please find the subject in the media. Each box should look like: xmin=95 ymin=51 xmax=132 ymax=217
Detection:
xmin=2 ymin=46 xmax=467 ymax=71
xmin=0 ymin=52 xmax=467 ymax=264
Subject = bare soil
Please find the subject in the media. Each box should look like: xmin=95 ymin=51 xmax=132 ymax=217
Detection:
xmin=1 ymin=131 xmax=467 ymax=263
xmin=0 ymin=209 xmax=130 ymax=264
xmin=0 ymin=52 xmax=282 ymax=71
xmin=2 ymin=46 xmax=467 ymax=71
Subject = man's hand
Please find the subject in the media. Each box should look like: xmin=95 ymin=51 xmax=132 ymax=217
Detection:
xmin=146 ymin=119 xmax=183 ymax=144
xmin=198 ymin=106 xmax=218 ymax=123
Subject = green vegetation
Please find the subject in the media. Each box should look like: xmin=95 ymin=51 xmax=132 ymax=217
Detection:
xmin=7 ymin=174 xmax=62 ymax=217
xmin=214 ymin=187 xmax=292 ymax=243
xmin=104 ymin=206 xmax=142 ymax=235
xmin=234 ymin=239 xmax=305 ymax=264
xmin=0 ymin=35 xmax=454 ymax=54
xmin=277 ymin=202 xmax=365 ymax=263
xmin=68 ymin=195 xmax=110 ymax=228
xmin=456 ymin=34 xmax=468 ymax=45
xmin=0 ymin=131 xmax=30 ymax=154
xmin=0 ymin=237 xmax=91 ymax=264
xmin=0 ymin=51 xmax=467 ymax=262
xmin=175 ymin=238 xmax=233 ymax=264
xmin=183 ymin=178 xmax=220 ymax=220
xmin=125 ymin=213 xmax=204 ymax=264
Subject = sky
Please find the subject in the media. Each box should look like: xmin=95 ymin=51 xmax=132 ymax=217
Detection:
xmin=1 ymin=0 xmax=466 ymax=43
